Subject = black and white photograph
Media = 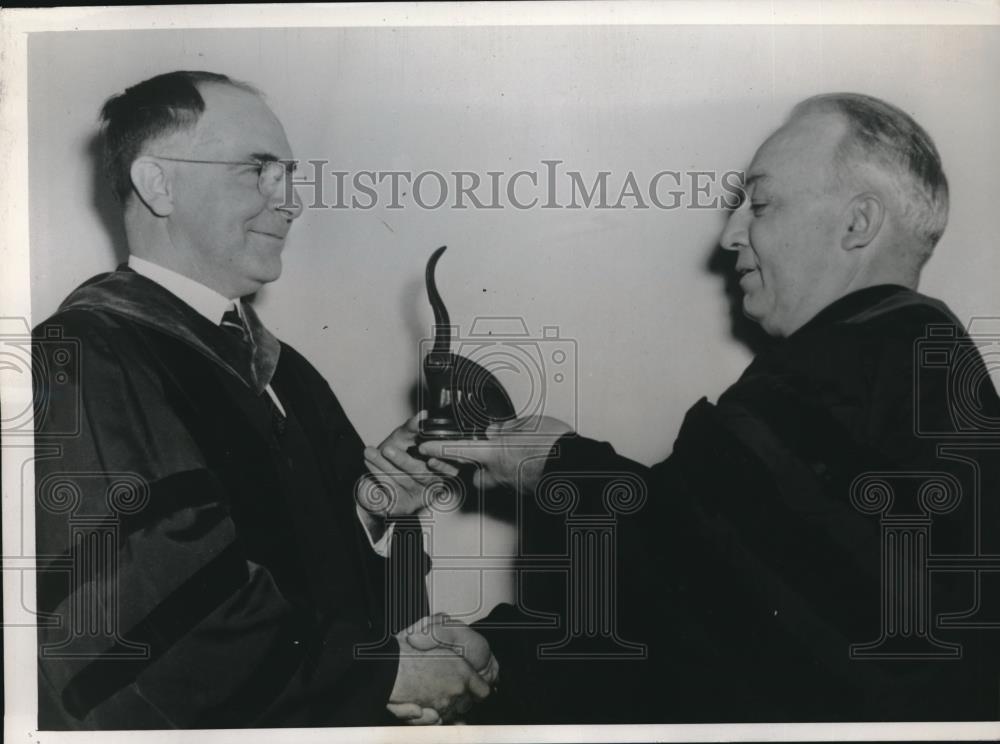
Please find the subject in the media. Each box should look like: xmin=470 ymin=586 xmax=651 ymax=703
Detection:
xmin=2 ymin=2 xmax=999 ymax=742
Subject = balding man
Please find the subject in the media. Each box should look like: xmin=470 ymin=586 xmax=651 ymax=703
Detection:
xmin=33 ymin=70 xmax=495 ymax=729
xmin=413 ymin=93 xmax=1000 ymax=721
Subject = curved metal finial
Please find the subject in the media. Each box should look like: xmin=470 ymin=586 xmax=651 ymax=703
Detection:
xmin=419 ymin=244 xmax=517 ymax=439
xmin=426 ymin=246 xmax=452 ymax=356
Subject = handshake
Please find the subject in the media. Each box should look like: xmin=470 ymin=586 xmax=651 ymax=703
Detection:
xmin=387 ymin=612 xmax=499 ymax=725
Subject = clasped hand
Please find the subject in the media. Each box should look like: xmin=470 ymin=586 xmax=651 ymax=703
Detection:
xmin=387 ymin=613 xmax=499 ymax=725
xmin=368 ymin=412 xmax=570 ymax=725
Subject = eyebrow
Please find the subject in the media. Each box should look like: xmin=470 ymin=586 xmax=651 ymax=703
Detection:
xmin=743 ymin=173 xmax=770 ymax=190
xmin=250 ymin=151 xmax=298 ymax=172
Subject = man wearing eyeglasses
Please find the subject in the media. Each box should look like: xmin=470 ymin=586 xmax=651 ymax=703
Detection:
xmin=33 ymin=71 xmax=495 ymax=729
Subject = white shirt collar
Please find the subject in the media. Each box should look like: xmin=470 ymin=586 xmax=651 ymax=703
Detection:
xmin=127 ymin=255 xmax=238 ymax=325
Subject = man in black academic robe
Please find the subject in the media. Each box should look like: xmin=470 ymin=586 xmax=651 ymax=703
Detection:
xmin=475 ymin=284 xmax=1000 ymax=723
xmin=34 ymin=268 xmax=408 ymax=727
xmin=413 ymin=94 xmax=1000 ymax=722
xmin=34 ymin=70 xmax=495 ymax=729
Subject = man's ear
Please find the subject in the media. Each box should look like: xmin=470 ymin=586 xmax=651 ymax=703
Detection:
xmin=129 ymin=157 xmax=174 ymax=217
xmin=842 ymin=192 xmax=885 ymax=251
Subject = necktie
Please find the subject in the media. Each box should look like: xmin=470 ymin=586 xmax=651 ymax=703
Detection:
xmin=220 ymin=307 xmax=250 ymax=344
xmin=220 ymin=306 xmax=287 ymax=436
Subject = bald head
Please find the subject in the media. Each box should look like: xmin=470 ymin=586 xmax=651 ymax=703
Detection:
xmin=719 ymin=97 xmax=949 ymax=337
xmin=791 ymin=93 xmax=949 ymax=278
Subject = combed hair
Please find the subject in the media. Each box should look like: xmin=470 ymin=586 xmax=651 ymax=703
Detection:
xmin=99 ymin=71 xmax=258 ymax=204
xmin=792 ymin=93 xmax=949 ymax=265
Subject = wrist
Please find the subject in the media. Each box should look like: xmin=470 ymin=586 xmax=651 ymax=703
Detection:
xmin=356 ymin=502 xmax=389 ymax=543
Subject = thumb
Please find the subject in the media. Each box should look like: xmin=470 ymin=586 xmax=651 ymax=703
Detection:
xmin=386 ymin=702 xmax=425 ymax=720
xmin=405 ymin=410 xmax=426 ymax=433
xmin=467 ymin=670 xmax=492 ymax=701
xmin=403 ymin=613 xmax=453 ymax=651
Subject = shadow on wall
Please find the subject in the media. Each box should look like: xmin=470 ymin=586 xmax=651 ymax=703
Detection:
xmin=87 ymin=131 xmax=129 ymax=267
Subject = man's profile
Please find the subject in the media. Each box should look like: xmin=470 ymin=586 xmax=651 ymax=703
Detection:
xmin=416 ymin=93 xmax=1000 ymax=722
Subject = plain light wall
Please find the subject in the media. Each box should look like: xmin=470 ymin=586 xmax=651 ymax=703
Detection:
xmin=28 ymin=25 xmax=1000 ymax=619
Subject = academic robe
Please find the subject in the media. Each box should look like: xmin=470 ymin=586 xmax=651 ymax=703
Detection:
xmin=33 ymin=268 xmax=423 ymax=729
xmin=478 ymin=284 xmax=1000 ymax=723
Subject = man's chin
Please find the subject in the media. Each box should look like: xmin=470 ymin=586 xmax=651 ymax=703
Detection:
xmin=741 ymin=300 xmax=777 ymax=336
xmin=237 ymin=264 xmax=282 ymax=297
xmin=257 ymin=256 xmax=283 ymax=281
xmin=254 ymin=268 xmax=282 ymax=288
xmin=741 ymin=296 xmax=762 ymax=323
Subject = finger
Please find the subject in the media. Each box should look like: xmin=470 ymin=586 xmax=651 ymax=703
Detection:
xmin=373 ymin=439 xmax=442 ymax=483
xmin=363 ymin=451 xmax=421 ymax=493
xmin=381 ymin=445 xmax=443 ymax=485
xmin=471 ymin=468 xmax=485 ymax=492
xmin=404 ymin=708 xmax=441 ymax=725
xmin=426 ymin=457 xmax=460 ymax=477
xmin=404 ymin=611 xmax=450 ymax=636
xmin=477 ymin=654 xmax=500 ymax=687
xmin=427 ymin=615 xmax=481 ymax=648
xmin=364 ymin=446 xmax=406 ymax=476
xmin=386 ymin=702 xmax=424 ymax=720
xmin=434 ymin=623 xmax=492 ymax=671
xmin=417 ymin=440 xmax=481 ymax=461
xmin=437 ymin=696 xmax=467 ymax=725
xmin=488 ymin=655 xmax=500 ymax=686
xmin=380 ymin=413 xmax=423 ymax=447
xmin=402 ymin=613 xmax=457 ymax=651
xmin=403 ymin=637 xmax=442 ymax=653
xmin=405 ymin=630 xmax=452 ymax=653
xmin=467 ymin=671 xmax=492 ymax=700
xmin=403 ymin=611 xmax=450 ymax=636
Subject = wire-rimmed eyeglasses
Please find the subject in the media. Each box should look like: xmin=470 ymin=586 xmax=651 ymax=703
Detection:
xmin=148 ymin=155 xmax=297 ymax=195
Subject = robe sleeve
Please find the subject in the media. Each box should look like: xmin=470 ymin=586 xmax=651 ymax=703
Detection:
xmin=538 ymin=385 xmax=997 ymax=720
xmin=34 ymin=310 xmax=400 ymax=729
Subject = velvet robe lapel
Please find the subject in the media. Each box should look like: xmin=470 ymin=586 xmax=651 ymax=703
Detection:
xmin=58 ymin=266 xmax=281 ymax=395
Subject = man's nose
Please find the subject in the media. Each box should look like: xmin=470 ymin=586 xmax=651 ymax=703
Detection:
xmin=273 ymin=177 xmax=304 ymax=221
xmin=719 ymin=206 xmax=749 ymax=252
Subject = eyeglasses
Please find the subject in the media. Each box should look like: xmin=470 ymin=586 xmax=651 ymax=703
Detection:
xmin=148 ymin=155 xmax=297 ymax=195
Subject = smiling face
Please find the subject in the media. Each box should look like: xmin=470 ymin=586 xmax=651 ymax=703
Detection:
xmin=720 ymin=112 xmax=856 ymax=337
xmin=156 ymin=83 xmax=301 ymax=298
